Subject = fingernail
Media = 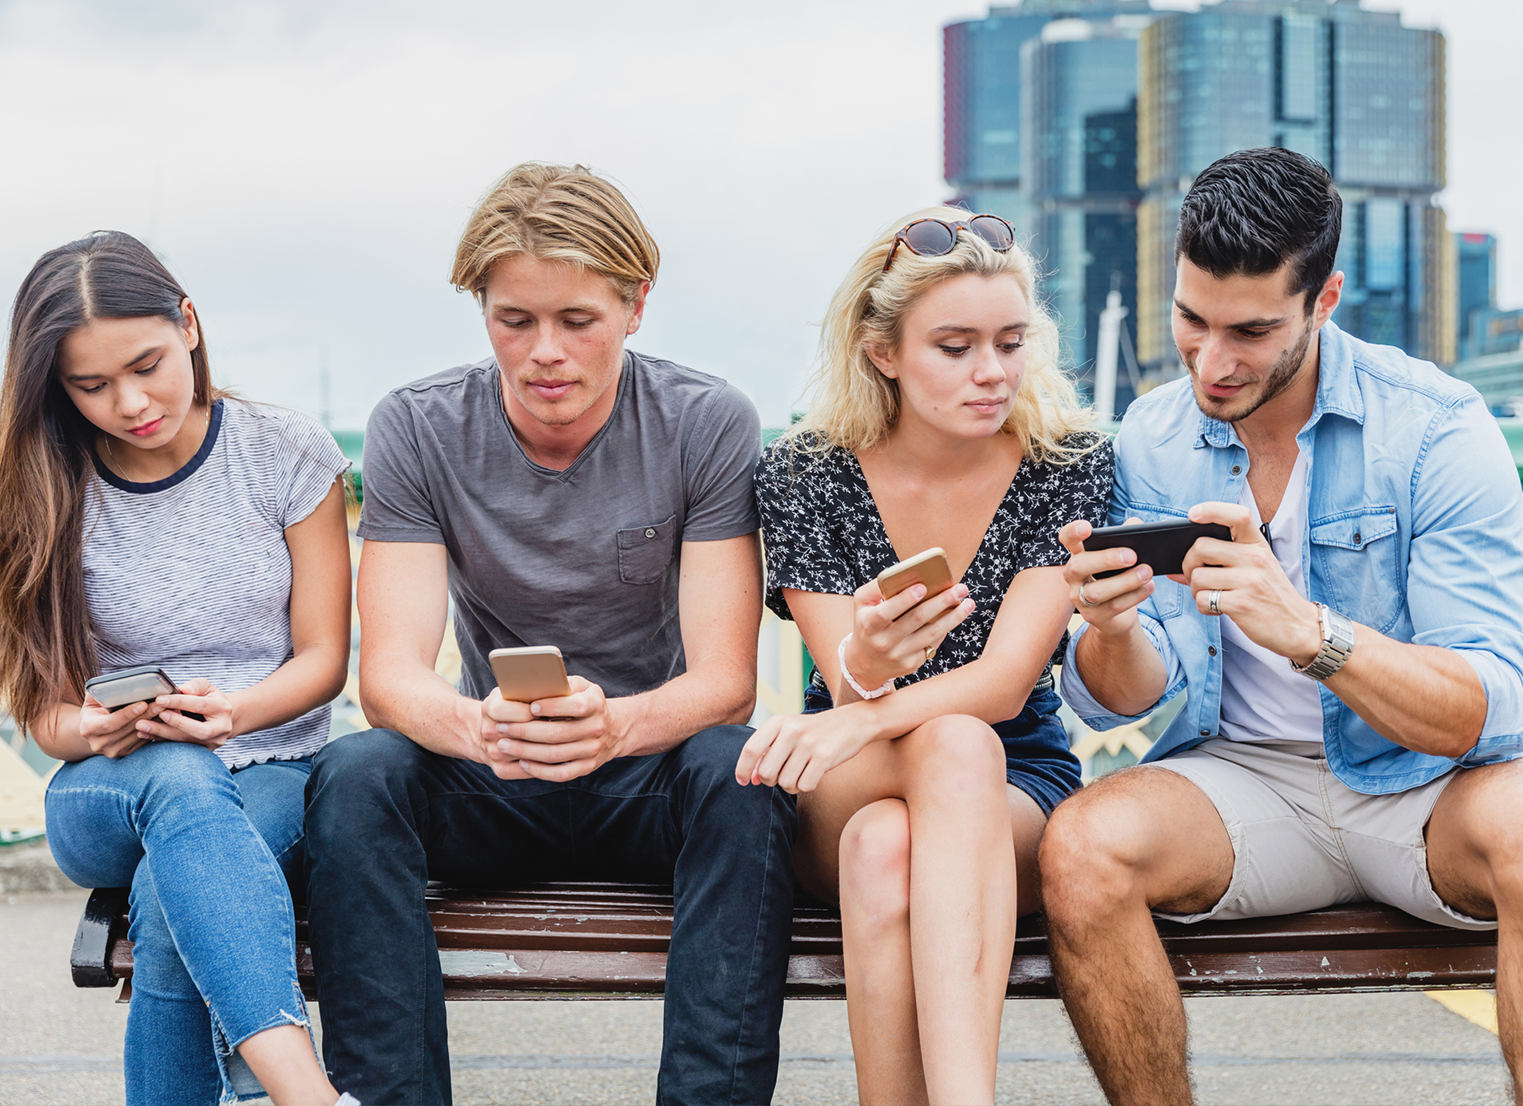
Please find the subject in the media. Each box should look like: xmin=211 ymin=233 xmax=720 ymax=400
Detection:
xmin=913 ymin=584 xmax=926 ymax=600
xmin=962 ymin=599 xmax=975 ymax=613
xmin=1138 ymin=566 xmax=1153 ymax=583
xmin=530 ymin=703 xmax=540 ymax=715
xmin=1120 ymin=549 xmax=1136 ymax=564
xmin=496 ymin=723 xmax=509 ymax=734
xmin=498 ymin=739 xmax=512 ymax=752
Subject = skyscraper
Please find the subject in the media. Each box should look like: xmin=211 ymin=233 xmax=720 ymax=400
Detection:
xmin=944 ymin=1 xmax=1158 ymax=403
xmin=1457 ymin=232 xmax=1498 ymax=360
xmin=1135 ymin=0 xmax=1453 ymax=374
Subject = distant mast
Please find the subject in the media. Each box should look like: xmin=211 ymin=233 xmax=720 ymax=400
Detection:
xmin=1094 ymin=288 xmax=1128 ymax=423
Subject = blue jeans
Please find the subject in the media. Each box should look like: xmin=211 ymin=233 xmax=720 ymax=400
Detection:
xmin=305 ymin=726 xmax=798 ymax=1106
xmin=46 ymin=743 xmax=315 ymax=1106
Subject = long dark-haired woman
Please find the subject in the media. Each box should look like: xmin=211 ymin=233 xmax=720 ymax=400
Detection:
xmin=0 ymin=232 xmax=357 ymax=1106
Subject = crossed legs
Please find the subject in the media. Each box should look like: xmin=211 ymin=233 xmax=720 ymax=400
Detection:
xmin=796 ymin=714 xmax=1024 ymax=1105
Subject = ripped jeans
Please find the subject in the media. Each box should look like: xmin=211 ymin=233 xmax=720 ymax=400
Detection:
xmin=46 ymin=741 xmax=316 ymax=1105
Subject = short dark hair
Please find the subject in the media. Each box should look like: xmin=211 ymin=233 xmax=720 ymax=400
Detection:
xmin=1175 ymin=147 xmax=1342 ymax=311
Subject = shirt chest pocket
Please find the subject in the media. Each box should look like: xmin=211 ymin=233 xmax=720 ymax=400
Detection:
xmin=617 ymin=515 xmax=679 ymax=585
xmin=1309 ymin=505 xmax=1401 ymax=634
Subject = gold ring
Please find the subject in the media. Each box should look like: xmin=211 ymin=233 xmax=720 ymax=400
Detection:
xmin=925 ymin=646 xmax=936 ymax=663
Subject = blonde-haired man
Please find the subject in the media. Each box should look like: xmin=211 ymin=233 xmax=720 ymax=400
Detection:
xmin=304 ymin=164 xmax=796 ymax=1105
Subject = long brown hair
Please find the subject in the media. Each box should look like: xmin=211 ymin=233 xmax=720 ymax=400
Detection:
xmin=0 ymin=231 xmax=215 ymax=734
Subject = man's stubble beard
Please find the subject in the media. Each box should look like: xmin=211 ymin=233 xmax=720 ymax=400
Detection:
xmin=1185 ymin=316 xmax=1314 ymax=424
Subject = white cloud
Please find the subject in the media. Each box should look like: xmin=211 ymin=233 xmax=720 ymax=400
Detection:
xmin=2 ymin=0 xmax=1518 ymax=429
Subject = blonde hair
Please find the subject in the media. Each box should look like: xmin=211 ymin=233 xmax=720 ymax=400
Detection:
xmin=786 ymin=205 xmax=1096 ymax=463
xmin=450 ymin=163 xmax=660 ymax=306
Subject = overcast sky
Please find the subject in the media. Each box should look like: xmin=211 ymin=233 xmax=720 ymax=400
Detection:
xmin=1 ymin=0 xmax=1518 ymax=429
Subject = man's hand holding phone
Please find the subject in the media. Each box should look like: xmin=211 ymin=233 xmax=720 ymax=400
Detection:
xmin=1059 ymin=518 xmax=1155 ymax=636
xmin=1180 ymin=502 xmax=1322 ymax=664
xmin=480 ymin=676 xmax=620 ymax=783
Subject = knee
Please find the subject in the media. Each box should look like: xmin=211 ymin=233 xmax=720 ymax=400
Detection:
xmin=1037 ymin=790 xmax=1145 ymax=930
xmin=306 ymin=730 xmax=425 ymax=835
xmin=905 ymin=715 xmax=1007 ymax=799
xmin=839 ymin=802 xmax=910 ymax=927
xmin=677 ymin=726 xmax=798 ymax=834
xmin=136 ymin=742 xmax=234 ymax=809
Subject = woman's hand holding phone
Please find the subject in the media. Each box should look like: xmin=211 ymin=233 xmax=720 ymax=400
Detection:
xmin=135 ymin=678 xmax=235 ymax=750
xmin=842 ymin=577 xmax=974 ymax=693
xmin=78 ymin=695 xmax=156 ymax=759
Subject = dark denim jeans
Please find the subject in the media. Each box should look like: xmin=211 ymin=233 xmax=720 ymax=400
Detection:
xmin=305 ymin=726 xmax=797 ymax=1106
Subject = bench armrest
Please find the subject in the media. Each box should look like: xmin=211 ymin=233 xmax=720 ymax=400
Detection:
xmin=71 ymin=887 xmax=129 ymax=988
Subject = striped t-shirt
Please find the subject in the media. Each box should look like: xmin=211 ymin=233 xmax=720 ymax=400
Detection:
xmin=82 ymin=399 xmax=350 ymax=769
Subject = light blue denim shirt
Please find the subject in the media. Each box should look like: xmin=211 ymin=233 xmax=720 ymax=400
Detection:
xmin=1062 ymin=321 xmax=1523 ymax=794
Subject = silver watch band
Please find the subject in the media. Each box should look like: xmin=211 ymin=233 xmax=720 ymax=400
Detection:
xmin=1289 ymin=603 xmax=1355 ymax=681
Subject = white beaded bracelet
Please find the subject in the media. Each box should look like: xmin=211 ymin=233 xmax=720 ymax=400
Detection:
xmin=838 ymin=634 xmax=896 ymax=700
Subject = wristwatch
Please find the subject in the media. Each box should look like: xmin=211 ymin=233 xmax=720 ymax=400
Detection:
xmin=1288 ymin=603 xmax=1355 ymax=681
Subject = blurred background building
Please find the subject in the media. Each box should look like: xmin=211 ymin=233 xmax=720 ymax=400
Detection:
xmin=944 ymin=0 xmax=1473 ymax=415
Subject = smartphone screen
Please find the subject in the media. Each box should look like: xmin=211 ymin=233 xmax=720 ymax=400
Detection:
xmin=1084 ymin=520 xmax=1232 ymax=579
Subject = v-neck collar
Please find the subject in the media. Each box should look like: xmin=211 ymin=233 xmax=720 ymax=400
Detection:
xmin=843 ymin=448 xmax=1026 ymax=581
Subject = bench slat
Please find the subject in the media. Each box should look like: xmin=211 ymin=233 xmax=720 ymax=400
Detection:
xmin=82 ymin=882 xmax=1499 ymax=1000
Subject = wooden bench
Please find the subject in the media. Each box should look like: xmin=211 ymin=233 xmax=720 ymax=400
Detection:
xmin=71 ymin=881 xmax=1497 ymax=1000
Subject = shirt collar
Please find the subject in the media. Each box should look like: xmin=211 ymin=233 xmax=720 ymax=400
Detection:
xmin=1193 ymin=319 xmax=1364 ymax=450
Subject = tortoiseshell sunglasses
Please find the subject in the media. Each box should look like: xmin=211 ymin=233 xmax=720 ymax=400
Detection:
xmin=882 ymin=213 xmax=1015 ymax=272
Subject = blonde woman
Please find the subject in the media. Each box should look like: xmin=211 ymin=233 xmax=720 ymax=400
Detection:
xmin=737 ymin=208 xmax=1112 ymax=1105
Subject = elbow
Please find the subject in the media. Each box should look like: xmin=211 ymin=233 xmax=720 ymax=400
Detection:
xmin=728 ymin=680 xmax=757 ymax=726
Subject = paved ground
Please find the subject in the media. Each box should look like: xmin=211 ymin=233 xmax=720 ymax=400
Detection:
xmin=2 ymin=889 xmax=1511 ymax=1106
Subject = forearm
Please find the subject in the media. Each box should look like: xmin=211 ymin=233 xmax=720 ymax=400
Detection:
xmin=359 ymin=653 xmax=482 ymax=761
xmin=1323 ymin=628 xmax=1487 ymax=759
xmin=226 ymin=643 xmax=349 ymax=740
xmin=609 ymin=658 xmax=756 ymax=759
xmin=826 ymin=652 xmax=1050 ymax=747
xmin=1072 ymin=622 xmax=1170 ymax=718
xmin=34 ymin=704 xmax=92 ymax=762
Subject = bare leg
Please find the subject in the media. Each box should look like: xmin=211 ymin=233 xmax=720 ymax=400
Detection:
xmin=238 ymin=1024 xmax=338 ymax=1106
xmin=800 ymin=714 xmax=1018 ymax=1105
xmin=840 ymin=799 xmax=927 ymax=1106
xmin=1425 ymin=759 xmax=1523 ymax=1102
xmin=1039 ymin=767 xmax=1233 ymax=1106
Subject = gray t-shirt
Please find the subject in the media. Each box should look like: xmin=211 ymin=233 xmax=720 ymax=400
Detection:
xmin=357 ymin=350 xmax=762 ymax=701
xmin=84 ymin=399 xmax=350 ymax=769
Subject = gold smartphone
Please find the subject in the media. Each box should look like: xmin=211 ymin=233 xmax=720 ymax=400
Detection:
xmin=877 ymin=547 xmax=955 ymax=603
xmin=488 ymin=646 xmax=572 ymax=703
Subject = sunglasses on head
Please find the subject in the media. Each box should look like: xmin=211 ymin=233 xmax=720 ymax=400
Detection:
xmin=882 ymin=213 xmax=1015 ymax=272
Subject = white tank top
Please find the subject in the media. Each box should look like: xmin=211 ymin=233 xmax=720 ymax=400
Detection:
xmin=1217 ymin=449 xmax=1326 ymax=744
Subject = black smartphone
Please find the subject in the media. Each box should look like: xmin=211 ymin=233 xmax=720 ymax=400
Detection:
xmin=1083 ymin=520 xmax=1232 ymax=579
xmin=83 ymin=666 xmax=206 ymax=723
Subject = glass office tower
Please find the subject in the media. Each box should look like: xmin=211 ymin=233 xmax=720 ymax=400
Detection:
xmin=1135 ymin=0 xmax=1452 ymax=374
xmin=944 ymin=1 xmax=1157 ymax=403
xmin=1457 ymin=233 xmax=1498 ymax=361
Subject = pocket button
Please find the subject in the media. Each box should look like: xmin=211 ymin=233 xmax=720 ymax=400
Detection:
xmin=645 ymin=528 xmax=656 ymax=539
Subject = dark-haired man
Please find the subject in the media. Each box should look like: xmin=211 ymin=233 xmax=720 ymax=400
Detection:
xmin=1044 ymin=146 xmax=1523 ymax=1103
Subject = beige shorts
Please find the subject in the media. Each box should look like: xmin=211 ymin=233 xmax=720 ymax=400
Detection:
xmin=1149 ymin=738 xmax=1495 ymax=931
